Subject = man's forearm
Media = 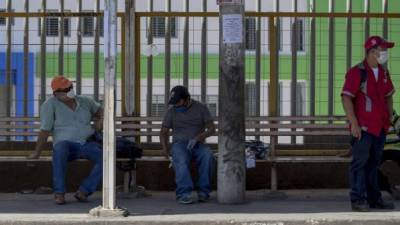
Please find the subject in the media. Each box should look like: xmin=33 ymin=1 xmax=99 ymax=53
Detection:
xmin=197 ymin=123 xmax=216 ymax=141
xmin=342 ymin=96 xmax=358 ymax=125
xmin=34 ymin=131 xmax=49 ymax=154
xmin=160 ymin=132 xmax=169 ymax=151
xmin=93 ymin=109 xmax=103 ymax=131
xmin=387 ymin=96 xmax=394 ymax=120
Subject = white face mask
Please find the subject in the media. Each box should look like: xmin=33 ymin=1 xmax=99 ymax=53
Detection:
xmin=66 ymin=88 xmax=75 ymax=99
xmin=377 ymin=51 xmax=388 ymax=64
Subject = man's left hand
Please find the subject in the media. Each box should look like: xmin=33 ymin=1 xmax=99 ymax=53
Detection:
xmin=187 ymin=139 xmax=198 ymax=150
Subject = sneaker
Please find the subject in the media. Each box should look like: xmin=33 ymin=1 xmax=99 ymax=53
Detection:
xmin=54 ymin=194 xmax=66 ymax=205
xmin=178 ymin=196 xmax=193 ymax=204
xmin=351 ymin=201 xmax=370 ymax=212
xmin=198 ymin=194 xmax=210 ymax=203
xmin=369 ymin=199 xmax=395 ymax=210
xmin=74 ymin=191 xmax=88 ymax=203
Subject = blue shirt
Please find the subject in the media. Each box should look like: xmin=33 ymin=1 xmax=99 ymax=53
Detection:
xmin=40 ymin=96 xmax=101 ymax=146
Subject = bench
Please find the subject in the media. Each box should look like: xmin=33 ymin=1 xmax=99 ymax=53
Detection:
xmin=0 ymin=116 xmax=351 ymax=192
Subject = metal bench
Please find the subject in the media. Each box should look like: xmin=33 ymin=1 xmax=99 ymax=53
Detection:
xmin=0 ymin=116 xmax=351 ymax=191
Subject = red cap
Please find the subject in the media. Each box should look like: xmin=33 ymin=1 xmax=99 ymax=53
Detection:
xmin=51 ymin=76 xmax=72 ymax=92
xmin=364 ymin=36 xmax=395 ymax=50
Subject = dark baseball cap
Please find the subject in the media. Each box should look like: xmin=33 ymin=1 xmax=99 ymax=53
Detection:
xmin=364 ymin=36 xmax=395 ymax=50
xmin=168 ymin=85 xmax=190 ymax=105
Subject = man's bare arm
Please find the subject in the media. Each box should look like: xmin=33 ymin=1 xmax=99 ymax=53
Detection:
xmin=342 ymin=95 xmax=361 ymax=139
xmin=196 ymin=121 xmax=216 ymax=143
xmin=160 ymin=127 xmax=170 ymax=158
xmin=93 ymin=108 xmax=103 ymax=131
xmin=28 ymin=130 xmax=50 ymax=159
xmin=387 ymin=95 xmax=394 ymax=122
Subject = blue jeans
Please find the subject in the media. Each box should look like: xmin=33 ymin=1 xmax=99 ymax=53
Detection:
xmin=171 ymin=141 xmax=214 ymax=199
xmin=53 ymin=140 xmax=103 ymax=195
xmin=350 ymin=130 xmax=385 ymax=204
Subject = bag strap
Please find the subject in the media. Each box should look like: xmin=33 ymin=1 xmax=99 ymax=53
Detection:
xmin=357 ymin=63 xmax=367 ymax=91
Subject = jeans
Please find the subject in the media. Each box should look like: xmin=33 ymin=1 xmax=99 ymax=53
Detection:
xmin=171 ymin=141 xmax=214 ymax=199
xmin=53 ymin=140 xmax=103 ymax=195
xmin=350 ymin=130 xmax=385 ymax=204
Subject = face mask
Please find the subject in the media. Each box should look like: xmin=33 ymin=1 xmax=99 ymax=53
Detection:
xmin=377 ymin=51 xmax=388 ymax=64
xmin=66 ymin=88 xmax=75 ymax=99
xmin=175 ymin=106 xmax=187 ymax=113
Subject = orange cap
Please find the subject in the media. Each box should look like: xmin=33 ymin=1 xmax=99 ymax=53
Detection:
xmin=51 ymin=76 xmax=72 ymax=92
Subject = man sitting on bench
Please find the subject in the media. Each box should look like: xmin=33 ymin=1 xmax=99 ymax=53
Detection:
xmin=160 ymin=85 xmax=216 ymax=204
xmin=27 ymin=76 xmax=103 ymax=205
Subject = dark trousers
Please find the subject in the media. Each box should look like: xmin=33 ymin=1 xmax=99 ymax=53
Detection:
xmin=350 ymin=130 xmax=385 ymax=203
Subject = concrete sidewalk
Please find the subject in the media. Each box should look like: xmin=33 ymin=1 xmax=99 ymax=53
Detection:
xmin=0 ymin=189 xmax=399 ymax=225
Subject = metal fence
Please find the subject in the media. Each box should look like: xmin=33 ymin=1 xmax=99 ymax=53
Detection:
xmin=0 ymin=0 xmax=400 ymax=144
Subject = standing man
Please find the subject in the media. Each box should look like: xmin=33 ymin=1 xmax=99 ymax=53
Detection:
xmin=341 ymin=36 xmax=396 ymax=212
xmin=28 ymin=76 xmax=103 ymax=205
xmin=160 ymin=85 xmax=215 ymax=204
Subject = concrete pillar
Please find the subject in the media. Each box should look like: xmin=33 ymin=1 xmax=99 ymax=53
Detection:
xmin=217 ymin=0 xmax=246 ymax=204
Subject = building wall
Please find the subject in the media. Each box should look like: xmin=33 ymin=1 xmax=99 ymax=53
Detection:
xmin=0 ymin=0 xmax=308 ymax=54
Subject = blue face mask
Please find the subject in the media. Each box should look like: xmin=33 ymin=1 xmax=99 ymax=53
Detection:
xmin=175 ymin=106 xmax=188 ymax=113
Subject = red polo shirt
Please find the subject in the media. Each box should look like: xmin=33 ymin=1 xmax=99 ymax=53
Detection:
xmin=341 ymin=60 xmax=395 ymax=136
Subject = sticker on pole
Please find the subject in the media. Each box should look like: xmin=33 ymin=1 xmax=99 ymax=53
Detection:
xmin=217 ymin=0 xmax=243 ymax=5
xmin=222 ymin=14 xmax=243 ymax=44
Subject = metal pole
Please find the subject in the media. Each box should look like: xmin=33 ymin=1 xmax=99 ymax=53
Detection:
xmin=121 ymin=13 xmax=126 ymax=116
xmin=76 ymin=0 xmax=82 ymax=95
xmin=290 ymin=0 xmax=298 ymax=143
xmin=59 ymin=0 xmax=64 ymax=75
xmin=6 ymin=0 xmax=12 ymax=120
xmin=274 ymin=0 xmax=280 ymax=115
xmin=200 ymin=0 xmax=207 ymax=103
xmin=328 ymin=0 xmax=335 ymax=117
xmin=255 ymin=0 xmax=261 ymax=140
xmin=23 ymin=0 xmax=29 ymax=140
xmin=268 ymin=16 xmax=279 ymax=192
xmin=146 ymin=0 xmax=154 ymax=142
xmin=218 ymin=0 xmax=246 ymax=204
xmin=103 ymin=0 xmax=117 ymax=208
xmin=383 ymin=0 xmax=388 ymax=39
xmin=124 ymin=0 xmax=139 ymax=144
xmin=183 ymin=0 xmax=189 ymax=88
xmin=134 ymin=8 xmax=141 ymax=119
xmin=94 ymin=0 xmax=100 ymax=101
xmin=89 ymin=0 xmax=128 ymax=217
xmin=164 ymin=0 xmax=171 ymax=107
xmin=40 ymin=0 xmax=47 ymax=105
xmin=364 ymin=0 xmax=370 ymax=41
xmin=346 ymin=0 xmax=352 ymax=71
xmin=382 ymin=0 xmax=388 ymax=69
xmin=309 ymin=0 xmax=316 ymax=116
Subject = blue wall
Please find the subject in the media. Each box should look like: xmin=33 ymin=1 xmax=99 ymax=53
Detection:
xmin=0 ymin=52 xmax=35 ymax=118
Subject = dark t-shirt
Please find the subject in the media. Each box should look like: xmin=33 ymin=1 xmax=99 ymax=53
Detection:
xmin=162 ymin=100 xmax=213 ymax=142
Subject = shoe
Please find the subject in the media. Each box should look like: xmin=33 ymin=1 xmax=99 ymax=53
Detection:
xmin=54 ymin=194 xmax=66 ymax=205
xmin=370 ymin=200 xmax=395 ymax=210
xmin=178 ymin=196 xmax=193 ymax=204
xmin=198 ymin=194 xmax=209 ymax=203
xmin=351 ymin=201 xmax=370 ymax=212
xmin=74 ymin=191 xmax=88 ymax=203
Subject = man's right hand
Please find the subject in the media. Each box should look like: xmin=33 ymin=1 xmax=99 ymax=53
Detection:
xmin=163 ymin=148 xmax=170 ymax=159
xmin=27 ymin=152 xmax=41 ymax=159
xmin=351 ymin=121 xmax=362 ymax=140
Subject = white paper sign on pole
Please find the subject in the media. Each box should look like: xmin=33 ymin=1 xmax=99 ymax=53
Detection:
xmin=222 ymin=14 xmax=242 ymax=44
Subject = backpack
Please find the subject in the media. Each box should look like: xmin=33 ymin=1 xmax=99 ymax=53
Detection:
xmin=245 ymin=140 xmax=270 ymax=160
xmin=87 ymin=131 xmax=143 ymax=160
